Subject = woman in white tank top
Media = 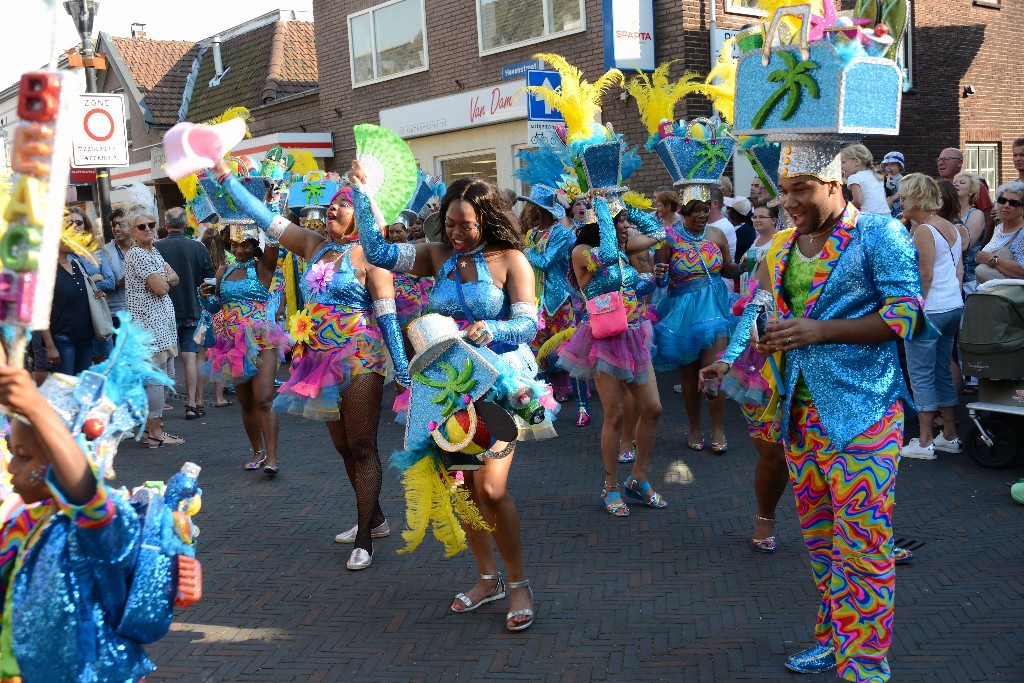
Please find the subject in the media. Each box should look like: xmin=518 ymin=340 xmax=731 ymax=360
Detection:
xmin=898 ymin=174 xmax=965 ymax=460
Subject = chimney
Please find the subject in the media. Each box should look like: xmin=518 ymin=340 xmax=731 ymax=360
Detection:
xmin=130 ymin=23 xmax=146 ymax=38
xmin=212 ymin=35 xmax=224 ymax=76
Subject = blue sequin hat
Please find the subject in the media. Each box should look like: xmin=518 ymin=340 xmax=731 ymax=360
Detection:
xmin=404 ymin=314 xmax=518 ymax=454
xmin=35 ymin=315 xmax=174 ymax=480
xmin=655 ymin=117 xmax=735 ymax=205
xmin=516 ymin=183 xmax=566 ymax=219
xmin=407 ymin=170 xmax=442 ymax=217
xmin=198 ymin=173 xmax=267 ymax=226
xmin=744 ymin=139 xmax=782 ymax=201
xmin=579 ymin=140 xmax=628 ymax=192
xmin=286 ymin=170 xmax=344 ymax=210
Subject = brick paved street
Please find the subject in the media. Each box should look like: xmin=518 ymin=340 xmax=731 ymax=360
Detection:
xmin=125 ymin=368 xmax=1024 ymax=682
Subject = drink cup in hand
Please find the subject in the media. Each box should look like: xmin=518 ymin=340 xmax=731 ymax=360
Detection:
xmin=702 ymin=375 xmax=720 ymax=400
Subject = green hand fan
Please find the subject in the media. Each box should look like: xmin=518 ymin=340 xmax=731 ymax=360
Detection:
xmin=354 ymin=124 xmax=419 ymax=226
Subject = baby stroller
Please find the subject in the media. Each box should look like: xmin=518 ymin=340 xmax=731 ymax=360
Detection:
xmin=959 ymin=279 xmax=1024 ymax=468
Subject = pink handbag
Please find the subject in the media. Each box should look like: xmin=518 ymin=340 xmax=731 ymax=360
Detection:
xmin=586 ymin=256 xmax=627 ymax=338
xmin=587 ymin=291 xmax=627 ymax=338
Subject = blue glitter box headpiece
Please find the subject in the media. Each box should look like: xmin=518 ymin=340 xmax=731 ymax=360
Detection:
xmin=733 ymin=41 xmax=902 ymax=136
xmin=198 ymin=174 xmax=268 ymax=225
xmin=655 ymin=118 xmax=735 ymax=188
xmin=287 ymin=171 xmax=342 ymax=210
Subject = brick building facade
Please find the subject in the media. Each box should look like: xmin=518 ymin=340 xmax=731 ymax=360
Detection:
xmin=313 ymin=0 xmax=1023 ymax=197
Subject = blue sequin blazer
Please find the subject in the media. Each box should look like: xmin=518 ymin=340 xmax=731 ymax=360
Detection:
xmin=769 ymin=205 xmax=934 ymax=449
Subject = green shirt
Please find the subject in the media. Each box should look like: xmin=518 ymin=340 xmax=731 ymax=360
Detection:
xmin=782 ymin=244 xmax=817 ymax=402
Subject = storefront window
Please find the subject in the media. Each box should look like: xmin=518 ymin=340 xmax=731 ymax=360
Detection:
xmin=724 ymin=0 xmax=765 ymax=16
xmin=441 ymin=152 xmax=498 ymax=187
xmin=348 ymin=0 xmax=428 ymax=87
xmin=478 ymin=0 xmax=585 ymax=55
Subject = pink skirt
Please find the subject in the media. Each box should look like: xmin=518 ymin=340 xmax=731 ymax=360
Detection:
xmin=556 ymin=319 xmax=654 ymax=384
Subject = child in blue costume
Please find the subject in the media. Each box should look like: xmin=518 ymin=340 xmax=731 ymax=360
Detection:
xmin=0 ymin=319 xmax=192 ymax=682
xmin=200 ymin=226 xmax=288 ymax=473
xmin=209 ymin=162 xmax=411 ymax=573
xmin=558 ymin=195 xmax=668 ymax=517
xmin=352 ymin=162 xmax=549 ymax=633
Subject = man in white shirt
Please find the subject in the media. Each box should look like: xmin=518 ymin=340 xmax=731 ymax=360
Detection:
xmin=707 ymin=186 xmax=737 ymax=293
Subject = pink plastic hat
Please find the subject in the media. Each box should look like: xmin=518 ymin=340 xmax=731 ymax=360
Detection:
xmin=163 ymin=118 xmax=247 ymax=182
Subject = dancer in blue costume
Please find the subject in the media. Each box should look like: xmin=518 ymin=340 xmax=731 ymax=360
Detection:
xmin=199 ymin=225 xmax=288 ymax=474
xmin=0 ymin=319 xmax=200 ymax=682
xmin=352 ymin=161 xmax=546 ymax=632
xmin=558 ymin=193 xmax=668 ymax=516
xmin=519 ymin=185 xmax=591 ymax=426
xmin=209 ymin=159 xmax=411 ymax=572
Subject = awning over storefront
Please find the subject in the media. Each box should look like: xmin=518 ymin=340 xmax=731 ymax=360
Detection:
xmin=111 ymin=130 xmax=334 ymax=184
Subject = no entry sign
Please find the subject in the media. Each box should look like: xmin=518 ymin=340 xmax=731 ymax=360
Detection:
xmin=72 ymin=93 xmax=129 ymax=167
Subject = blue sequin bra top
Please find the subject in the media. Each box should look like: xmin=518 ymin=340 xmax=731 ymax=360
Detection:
xmin=220 ymin=261 xmax=270 ymax=303
xmin=429 ymin=249 xmax=510 ymax=322
xmin=302 ymin=242 xmax=372 ymax=310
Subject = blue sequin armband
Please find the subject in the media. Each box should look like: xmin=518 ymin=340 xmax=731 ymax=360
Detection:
xmin=483 ymin=302 xmax=539 ymax=346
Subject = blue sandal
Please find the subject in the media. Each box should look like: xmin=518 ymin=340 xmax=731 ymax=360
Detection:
xmin=601 ymin=487 xmax=630 ymax=517
xmin=623 ymin=476 xmax=668 ymax=508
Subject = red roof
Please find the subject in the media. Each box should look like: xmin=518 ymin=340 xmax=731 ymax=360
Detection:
xmin=110 ymin=36 xmax=199 ymax=126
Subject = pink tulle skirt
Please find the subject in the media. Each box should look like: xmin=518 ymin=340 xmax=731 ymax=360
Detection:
xmin=556 ymin=319 xmax=654 ymax=384
xmin=203 ymin=301 xmax=288 ymax=384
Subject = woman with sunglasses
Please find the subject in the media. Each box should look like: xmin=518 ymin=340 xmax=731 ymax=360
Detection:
xmin=653 ymin=196 xmax=740 ymax=453
xmin=206 ymin=167 xmax=410 ymax=572
xmin=977 ymin=180 xmax=1024 ymax=280
xmin=35 ymin=209 xmax=116 ymax=380
xmin=123 ymin=209 xmax=183 ymax=447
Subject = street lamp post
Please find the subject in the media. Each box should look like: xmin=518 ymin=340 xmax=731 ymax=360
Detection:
xmin=64 ymin=0 xmax=114 ymax=242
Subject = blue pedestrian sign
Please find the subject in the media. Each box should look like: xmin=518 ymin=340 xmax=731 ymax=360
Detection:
xmin=526 ymin=69 xmax=564 ymax=122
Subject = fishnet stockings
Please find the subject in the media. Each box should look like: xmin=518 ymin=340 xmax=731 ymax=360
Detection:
xmin=325 ymin=372 xmax=386 ymax=552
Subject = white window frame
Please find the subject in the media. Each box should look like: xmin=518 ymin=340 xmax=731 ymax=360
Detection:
xmin=437 ymin=148 xmax=499 ymax=187
xmin=965 ymin=143 xmax=999 ymax=190
xmin=476 ymin=0 xmax=587 ymax=57
xmin=724 ymin=0 xmax=765 ymax=17
xmin=348 ymin=0 xmax=429 ymax=89
xmin=898 ymin=1 xmax=913 ymax=91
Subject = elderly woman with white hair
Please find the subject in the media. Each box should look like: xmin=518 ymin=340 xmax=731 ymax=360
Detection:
xmin=976 ymin=179 xmax=1024 ymax=281
xmin=123 ymin=206 xmax=183 ymax=447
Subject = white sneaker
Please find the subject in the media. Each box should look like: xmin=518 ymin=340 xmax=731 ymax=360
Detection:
xmin=673 ymin=384 xmax=682 ymax=393
xmin=334 ymin=521 xmax=390 ymax=544
xmin=346 ymin=548 xmax=372 ymax=570
xmin=933 ymin=433 xmax=963 ymax=454
xmin=901 ymin=438 xmax=936 ymax=460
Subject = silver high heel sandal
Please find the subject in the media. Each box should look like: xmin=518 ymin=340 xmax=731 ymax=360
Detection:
xmin=505 ymin=579 xmax=535 ymax=631
xmin=451 ymin=573 xmax=505 ymax=613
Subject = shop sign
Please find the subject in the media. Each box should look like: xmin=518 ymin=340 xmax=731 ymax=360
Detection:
xmin=380 ymin=80 xmax=527 ymax=139
xmin=602 ymin=0 xmax=655 ymax=72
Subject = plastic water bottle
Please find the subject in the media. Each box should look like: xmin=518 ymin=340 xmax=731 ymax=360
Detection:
xmin=164 ymin=462 xmax=201 ymax=513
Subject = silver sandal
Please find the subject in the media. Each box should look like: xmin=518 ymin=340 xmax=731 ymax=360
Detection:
xmin=506 ymin=579 xmax=535 ymax=631
xmin=451 ymin=573 xmax=505 ymax=613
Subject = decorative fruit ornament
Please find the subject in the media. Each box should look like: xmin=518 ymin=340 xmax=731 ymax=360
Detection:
xmin=82 ymin=417 xmax=105 ymax=440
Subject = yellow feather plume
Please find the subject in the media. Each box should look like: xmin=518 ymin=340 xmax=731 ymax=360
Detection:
xmin=286 ymin=149 xmax=320 ymax=177
xmin=698 ymin=36 xmax=739 ymax=123
xmin=627 ymin=62 xmax=704 ymax=135
xmin=622 ymin=190 xmax=653 ymax=210
xmin=201 ymin=106 xmax=253 ymax=138
xmin=758 ymin=0 xmax=824 ymax=43
xmin=61 ymin=221 xmax=99 ymax=266
xmin=523 ymin=54 xmax=624 ymax=142
xmin=176 ymin=175 xmax=199 ymax=203
xmin=395 ymin=456 xmax=491 ymax=556
xmin=536 ymin=328 xmax=575 ymax=369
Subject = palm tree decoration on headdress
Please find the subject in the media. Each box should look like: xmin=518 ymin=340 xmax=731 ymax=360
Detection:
xmin=523 ymin=54 xmax=624 ymax=145
xmin=626 ymin=61 xmax=704 ymax=150
xmin=751 ymin=50 xmax=820 ymax=129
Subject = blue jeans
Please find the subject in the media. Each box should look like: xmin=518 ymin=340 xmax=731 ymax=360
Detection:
xmin=42 ymin=333 xmax=94 ymax=375
xmin=905 ymin=307 xmax=963 ymax=412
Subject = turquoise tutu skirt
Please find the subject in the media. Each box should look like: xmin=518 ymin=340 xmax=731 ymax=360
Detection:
xmin=653 ymin=277 xmax=733 ymax=371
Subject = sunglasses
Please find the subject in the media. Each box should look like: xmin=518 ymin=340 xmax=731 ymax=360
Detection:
xmin=69 ymin=218 xmax=84 ymax=227
xmin=997 ymin=197 xmax=1024 ymax=208
xmin=135 ymin=222 xmax=157 ymax=231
